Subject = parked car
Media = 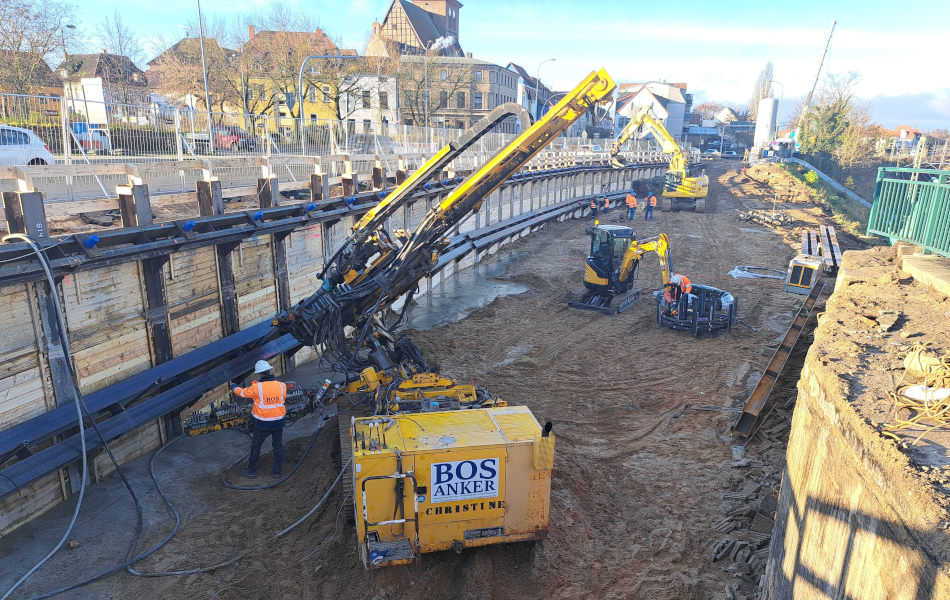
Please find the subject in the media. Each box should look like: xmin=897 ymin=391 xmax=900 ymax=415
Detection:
xmin=341 ymin=134 xmax=396 ymax=155
xmin=187 ymin=125 xmax=257 ymax=153
xmin=703 ymin=149 xmax=720 ymax=157
xmin=722 ymin=151 xmax=739 ymax=159
xmin=0 ymin=125 xmax=55 ymax=165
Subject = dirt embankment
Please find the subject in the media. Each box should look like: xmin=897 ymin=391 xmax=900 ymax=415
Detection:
xmin=21 ymin=161 xmax=869 ymax=600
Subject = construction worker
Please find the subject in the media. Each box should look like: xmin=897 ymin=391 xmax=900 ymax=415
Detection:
xmin=625 ymin=191 xmax=638 ymax=220
xmin=590 ymin=197 xmax=598 ymax=218
xmin=603 ymin=196 xmax=610 ymax=214
xmin=644 ymin=192 xmax=657 ymax=221
xmin=662 ymin=274 xmax=693 ymax=316
xmin=232 ymin=360 xmax=287 ymax=479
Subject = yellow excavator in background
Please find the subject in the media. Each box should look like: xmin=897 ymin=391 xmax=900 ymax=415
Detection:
xmin=609 ymin=106 xmax=711 ymax=213
xmin=568 ymin=227 xmax=672 ymax=315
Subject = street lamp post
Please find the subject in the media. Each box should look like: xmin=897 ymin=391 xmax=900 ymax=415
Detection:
xmin=195 ymin=0 xmax=214 ymax=153
xmin=534 ymin=58 xmax=555 ymax=120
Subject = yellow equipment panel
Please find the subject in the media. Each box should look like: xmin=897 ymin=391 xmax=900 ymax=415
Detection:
xmin=349 ymin=406 xmax=554 ymax=569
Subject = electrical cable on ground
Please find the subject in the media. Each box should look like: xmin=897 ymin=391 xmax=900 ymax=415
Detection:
xmin=221 ymin=397 xmax=365 ymax=491
xmin=277 ymin=458 xmax=351 ymax=537
xmin=1 ymin=235 xmax=89 ymax=600
xmin=298 ymin=493 xmax=352 ymax=562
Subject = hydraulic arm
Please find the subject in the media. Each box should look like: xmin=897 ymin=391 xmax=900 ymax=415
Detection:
xmin=273 ymin=69 xmax=617 ymax=369
xmin=609 ymin=106 xmax=708 ymax=201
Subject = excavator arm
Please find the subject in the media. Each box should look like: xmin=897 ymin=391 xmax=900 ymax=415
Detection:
xmin=610 ymin=106 xmax=687 ymax=174
xmin=618 ymin=233 xmax=673 ymax=285
xmin=274 ymin=69 xmax=617 ymax=368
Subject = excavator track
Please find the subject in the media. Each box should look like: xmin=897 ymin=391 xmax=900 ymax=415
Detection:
xmin=568 ymin=289 xmax=640 ymax=315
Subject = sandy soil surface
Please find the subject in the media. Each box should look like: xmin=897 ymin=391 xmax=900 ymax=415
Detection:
xmin=6 ymin=161 xmax=871 ymax=600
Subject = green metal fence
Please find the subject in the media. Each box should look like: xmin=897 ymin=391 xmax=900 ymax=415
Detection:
xmin=867 ymin=167 xmax=950 ymax=257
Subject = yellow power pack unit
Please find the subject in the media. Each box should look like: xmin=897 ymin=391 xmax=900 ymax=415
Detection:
xmin=785 ymin=255 xmax=824 ymax=295
xmin=348 ymin=406 xmax=554 ymax=569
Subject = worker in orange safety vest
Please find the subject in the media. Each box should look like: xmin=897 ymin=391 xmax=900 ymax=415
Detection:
xmin=625 ymin=191 xmax=638 ymax=220
xmin=603 ymin=196 xmax=610 ymax=214
xmin=644 ymin=192 xmax=657 ymax=221
xmin=590 ymin=197 xmax=598 ymax=218
xmin=662 ymin=274 xmax=693 ymax=315
xmin=232 ymin=360 xmax=288 ymax=478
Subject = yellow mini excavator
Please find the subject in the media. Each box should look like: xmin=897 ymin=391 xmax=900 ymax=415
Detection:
xmin=568 ymin=227 xmax=672 ymax=315
xmin=610 ymin=106 xmax=711 ymax=213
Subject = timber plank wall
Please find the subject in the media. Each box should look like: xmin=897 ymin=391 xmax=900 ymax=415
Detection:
xmin=0 ymin=158 xmax=666 ymax=536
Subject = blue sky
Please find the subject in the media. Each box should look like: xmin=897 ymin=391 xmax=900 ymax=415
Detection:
xmin=75 ymin=0 xmax=949 ymax=130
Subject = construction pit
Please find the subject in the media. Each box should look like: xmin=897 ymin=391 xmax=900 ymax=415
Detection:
xmin=2 ymin=161 xmax=948 ymax=600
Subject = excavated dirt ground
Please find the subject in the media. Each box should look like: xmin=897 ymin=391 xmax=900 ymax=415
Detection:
xmin=5 ymin=162 xmax=872 ymax=600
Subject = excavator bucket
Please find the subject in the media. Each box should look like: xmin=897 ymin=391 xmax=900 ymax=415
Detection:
xmin=610 ymin=156 xmax=631 ymax=169
xmin=568 ymin=289 xmax=640 ymax=315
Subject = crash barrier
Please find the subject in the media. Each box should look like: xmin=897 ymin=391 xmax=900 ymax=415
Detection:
xmin=0 ymin=160 xmax=667 ymax=534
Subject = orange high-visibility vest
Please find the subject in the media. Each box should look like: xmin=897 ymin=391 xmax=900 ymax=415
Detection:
xmin=605 ymin=198 xmax=610 ymax=208
xmin=680 ymin=275 xmax=692 ymax=294
xmin=590 ymin=198 xmax=597 ymax=208
xmin=234 ymin=380 xmax=287 ymax=421
xmin=626 ymin=194 xmax=637 ymax=208
xmin=649 ymin=195 xmax=657 ymax=206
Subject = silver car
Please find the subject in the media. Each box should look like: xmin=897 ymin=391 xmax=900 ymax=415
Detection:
xmin=0 ymin=125 xmax=55 ymax=165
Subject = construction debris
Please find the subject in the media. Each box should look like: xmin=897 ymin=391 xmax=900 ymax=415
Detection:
xmin=711 ymin=470 xmax=781 ymax=599
xmin=737 ymin=210 xmax=793 ymax=227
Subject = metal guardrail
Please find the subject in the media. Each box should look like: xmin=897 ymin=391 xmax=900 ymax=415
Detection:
xmin=867 ymin=167 xmax=950 ymax=257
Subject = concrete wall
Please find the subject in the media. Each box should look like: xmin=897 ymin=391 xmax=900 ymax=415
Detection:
xmin=765 ymin=253 xmax=950 ymax=599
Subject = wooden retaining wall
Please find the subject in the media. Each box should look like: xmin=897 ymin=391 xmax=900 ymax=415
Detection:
xmin=0 ymin=156 xmax=665 ymax=536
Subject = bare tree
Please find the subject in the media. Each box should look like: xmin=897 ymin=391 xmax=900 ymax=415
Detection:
xmin=148 ymin=28 xmax=242 ymax=114
xmin=398 ymin=54 xmax=470 ymax=127
xmin=0 ymin=0 xmax=79 ymax=94
xmin=749 ymin=61 xmax=774 ymax=120
xmin=694 ymin=100 xmax=726 ymax=120
xmin=94 ymin=8 xmax=144 ymax=66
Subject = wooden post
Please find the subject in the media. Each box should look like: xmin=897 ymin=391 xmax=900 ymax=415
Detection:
xmin=372 ymin=156 xmax=384 ymax=190
xmin=2 ymin=191 xmax=48 ymax=239
xmin=271 ymin=231 xmax=292 ymax=368
xmin=200 ymin=196 xmax=239 ymax=336
xmin=257 ymin=177 xmax=277 ymax=208
xmin=196 ymin=180 xmax=223 ymax=216
xmin=396 ymin=155 xmax=407 ymax=186
xmin=341 ymin=155 xmax=354 ymax=196
xmin=310 ymin=173 xmax=325 ymax=203
xmin=117 ymin=184 xmax=153 ymax=227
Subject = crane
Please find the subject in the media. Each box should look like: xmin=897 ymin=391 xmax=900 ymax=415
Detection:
xmin=609 ymin=105 xmax=711 ymax=212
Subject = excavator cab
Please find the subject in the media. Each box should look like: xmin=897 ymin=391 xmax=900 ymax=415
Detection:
xmin=585 ymin=224 xmax=635 ymax=292
xmin=569 ymin=224 xmax=641 ymax=315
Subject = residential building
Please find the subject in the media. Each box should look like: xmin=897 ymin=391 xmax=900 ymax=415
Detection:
xmin=506 ymin=62 xmax=552 ymax=121
xmin=398 ymin=55 xmax=518 ymax=131
xmin=57 ymin=50 xmax=149 ymax=124
xmin=242 ymin=26 xmax=358 ymax=122
xmin=0 ymin=51 xmax=61 ymax=96
xmin=615 ymin=81 xmax=689 ymax=140
xmin=372 ymin=0 xmax=464 ymax=56
xmin=342 ymin=74 xmax=399 ymax=126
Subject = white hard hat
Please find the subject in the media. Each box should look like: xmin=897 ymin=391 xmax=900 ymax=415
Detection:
xmin=671 ymin=274 xmax=682 ymax=284
xmin=254 ymin=360 xmax=273 ymax=374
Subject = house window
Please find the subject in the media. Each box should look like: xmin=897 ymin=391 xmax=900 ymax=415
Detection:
xmin=258 ymin=84 xmax=266 ymax=99
xmin=473 ymin=93 xmax=482 ymax=109
xmin=248 ymin=88 xmax=255 ymax=101
xmin=489 ymin=71 xmax=495 ymax=83
xmin=362 ymin=90 xmax=371 ymax=108
xmin=405 ymin=118 xmax=413 ymax=126
xmin=475 ymin=70 xmax=482 ymax=82
xmin=441 ymin=70 xmax=447 ymax=81
xmin=488 ymin=92 xmax=494 ymax=109
xmin=406 ymin=91 xmax=413 ymax=105
xmin=439 ymin=90 xmax=447 ymax=108
xmin=457 ymin=92 xmax=465 ymax=108
xmin=308 ymin=86 xmax=316 ymax=102
xmin=322 ymin=86 xmax=331 ymax=102
xmin=379 ymin=91 xmax=388 ymax=109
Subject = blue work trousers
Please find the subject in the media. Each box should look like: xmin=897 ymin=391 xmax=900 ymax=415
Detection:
xmin=247 ymin=426 xmax=284 ymax=476
xmin=644 ymin=205 xmax=654 ymax=221
xmin=628 ymin=207 xmax=636 ymax=220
